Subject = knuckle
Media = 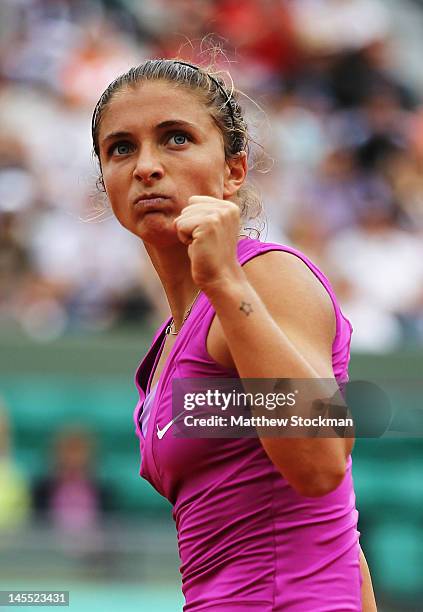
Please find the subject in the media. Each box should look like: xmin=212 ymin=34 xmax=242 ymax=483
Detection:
xmin=222 ymin=205 xmax=239 ymax=221
xmin=205 ymin=214 xmax=220 ymax=228
xmin=188 ymin=196 xmax=202 ymax=205
xmin=224 ymin=201 xmax=239 ymax=215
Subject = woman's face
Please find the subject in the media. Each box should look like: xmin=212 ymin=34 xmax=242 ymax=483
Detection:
xmin=97 ymin=80 xmax=245 ymax=245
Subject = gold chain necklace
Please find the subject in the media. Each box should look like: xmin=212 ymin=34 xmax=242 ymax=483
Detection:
xmin=165 ymin=289 xmax=201 ymax=335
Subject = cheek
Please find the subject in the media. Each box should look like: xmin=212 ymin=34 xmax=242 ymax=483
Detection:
xmin=102 ymin=171 xmax=131 ymax=226
xmin=190 ymin=156 xmax=226 ymax=194
xmin=102 ymin=167 xmax=125 ymax=205
xmin=102 ymin=166 xmax=116 ymax=197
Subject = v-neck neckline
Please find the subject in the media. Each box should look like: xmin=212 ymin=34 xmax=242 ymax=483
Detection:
xmin=145 ymin=321 xmax=170 ymax=395
xmin=143 ymin=291 xmax=206 ymax=446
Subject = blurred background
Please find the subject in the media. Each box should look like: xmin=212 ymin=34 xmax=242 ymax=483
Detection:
xmin=0 ymin=0 xmax=422 ymax=610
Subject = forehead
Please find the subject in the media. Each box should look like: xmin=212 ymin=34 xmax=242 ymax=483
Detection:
xmin=98 ymin=80 xmax=218 ymax=138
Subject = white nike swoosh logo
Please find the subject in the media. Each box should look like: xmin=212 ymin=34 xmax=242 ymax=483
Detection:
xmin=156 ymin=410 xmax=186 ymax=439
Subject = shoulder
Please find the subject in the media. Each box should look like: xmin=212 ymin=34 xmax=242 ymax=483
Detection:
xmin=243 ymin=249 xmax=335 ymax=340
xmin=209 ymin=248 xmax=337 ymax=376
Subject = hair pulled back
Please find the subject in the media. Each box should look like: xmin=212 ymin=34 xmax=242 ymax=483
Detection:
xmin=91 ymin=58 xmax=263 ymax=226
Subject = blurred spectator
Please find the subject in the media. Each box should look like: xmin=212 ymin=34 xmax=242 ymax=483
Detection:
xmin=32 ymin=427 xmax=112 ymax=555
xmin=150 ymin=0 xmax=216 ymax=63
xmin=326 ymin=204 xmax=423 ymax=351
xmin=212 ymin=0 xmax=301 ymax=89
xmin=292 ymin=0 xmax=390 ymax=56
xmin=33 ymin=427 xmax=111 ymax=525
xmin=0 ymin=135 xmax=39 ymax=320
xmin=59 ymin=21 xmax=141 ymax=107
xmin=389 ymin=107 xmax=423 ymax=230
xmin=0 ymin=403 xmax=30 ymax=530
xmin=297 ymin=148 xmax=373 ymax=236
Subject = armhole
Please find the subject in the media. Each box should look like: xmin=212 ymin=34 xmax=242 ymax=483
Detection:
xmin=204 ymin=310 xmax=238 ymax=374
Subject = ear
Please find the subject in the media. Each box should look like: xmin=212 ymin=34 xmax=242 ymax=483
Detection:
xmin=223 ymin=151 xmax=248 ymax=199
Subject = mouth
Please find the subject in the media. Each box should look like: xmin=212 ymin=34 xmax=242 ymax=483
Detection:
xmin=133 ymin=194 xmax=170 ymax=208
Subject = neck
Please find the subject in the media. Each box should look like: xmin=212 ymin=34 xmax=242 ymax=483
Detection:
xmin=144 ymin=241 xmax=199 ymax=329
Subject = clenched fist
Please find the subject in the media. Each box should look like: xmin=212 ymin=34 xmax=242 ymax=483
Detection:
xmin=174 ymin=195 xmax=243 ymax=290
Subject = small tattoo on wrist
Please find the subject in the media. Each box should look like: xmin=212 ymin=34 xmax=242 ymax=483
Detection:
xmin=240 ymin=301 xmax=253 ymax=316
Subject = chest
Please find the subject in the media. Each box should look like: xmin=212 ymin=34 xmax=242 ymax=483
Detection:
xmin=136 ymin=311 xmax=239 ymax=495
xmin=149 ymin=333 xmax=177 ymax=390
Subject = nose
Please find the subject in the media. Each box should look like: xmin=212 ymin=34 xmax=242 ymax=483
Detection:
xmin=133 ymin=145 xmax=164 ymax=184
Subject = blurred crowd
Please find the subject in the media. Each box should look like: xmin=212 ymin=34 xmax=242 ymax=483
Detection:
xmin=1 ymin=0 xmax=423 ymax=351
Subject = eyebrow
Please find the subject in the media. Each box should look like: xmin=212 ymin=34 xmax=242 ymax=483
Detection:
xmin=157 ymin=119 xmax=198 ymax=131
xmin=101 ymin=130 xmax=132 ymax=145
xmin=101 ymin=120 xmax=200 ymax=145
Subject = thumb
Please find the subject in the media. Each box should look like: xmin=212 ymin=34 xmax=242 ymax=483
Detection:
xmin=174 ymin=217 xmax=193 ymax=245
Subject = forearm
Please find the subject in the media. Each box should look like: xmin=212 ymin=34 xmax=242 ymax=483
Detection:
xmin=205 ymin=272 xmax=348 ymax=496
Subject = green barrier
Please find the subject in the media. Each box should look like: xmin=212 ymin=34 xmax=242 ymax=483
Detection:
xmin=367 ymin=519 xmax=423 ymax=603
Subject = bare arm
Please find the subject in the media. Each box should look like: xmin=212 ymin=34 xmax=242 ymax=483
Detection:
xmin=176 ymin=197 xmax=352 ymax=496
xmin=205 ymin=250 xmax=353 ymax=497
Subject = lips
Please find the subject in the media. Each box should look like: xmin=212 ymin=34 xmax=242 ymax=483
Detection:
xmin=133 ymin=194 xmax=170 ymax=213
xmin=134 ymin=194 xmax=169 ymax=205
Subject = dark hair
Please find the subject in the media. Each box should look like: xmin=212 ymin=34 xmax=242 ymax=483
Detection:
xmin=91 ymin=58 xmax=263 ymax=225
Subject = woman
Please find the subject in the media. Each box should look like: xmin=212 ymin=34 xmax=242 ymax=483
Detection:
xmin=91 ymin=58 xmax=376 ymax=611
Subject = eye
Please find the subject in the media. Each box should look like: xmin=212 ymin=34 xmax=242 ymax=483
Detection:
xmin=109 ymin=141 xmax=134 ymax=156
xmin=168 ymin=132 xmax=190 ymax=146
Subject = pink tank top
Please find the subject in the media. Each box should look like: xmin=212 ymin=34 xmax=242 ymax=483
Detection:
xmin=133 ymin=238 xmax=360 ymax=611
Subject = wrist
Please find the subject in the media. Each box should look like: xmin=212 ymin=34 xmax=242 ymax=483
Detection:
xmin=201 ymin=265 xmax=247 ymax=300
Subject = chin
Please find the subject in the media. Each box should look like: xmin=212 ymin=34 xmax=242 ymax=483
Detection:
xmin=132 ymin=218 xmax=179 ymax=247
